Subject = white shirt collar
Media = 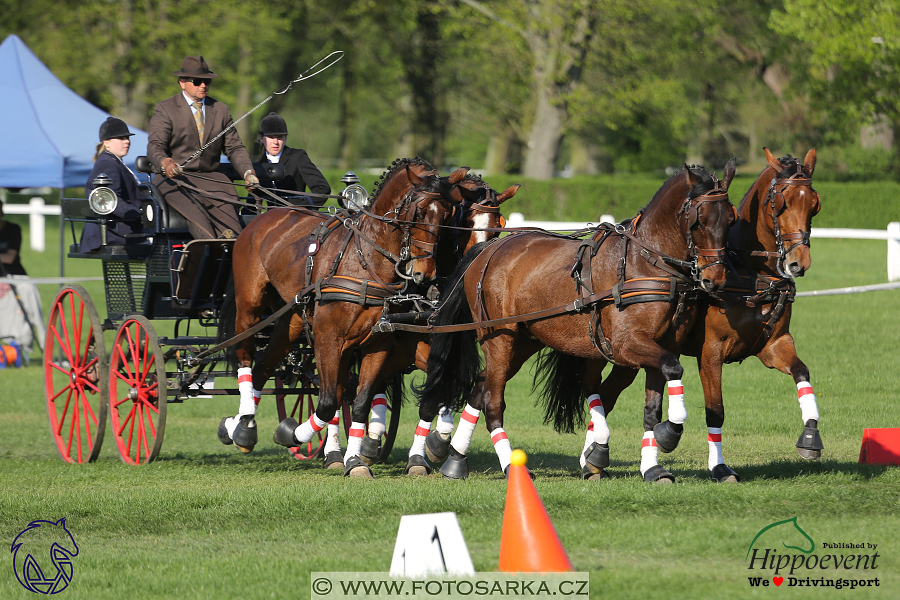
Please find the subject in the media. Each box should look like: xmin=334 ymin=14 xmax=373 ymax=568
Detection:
xmin=266 ymin=150 xmax=284 ymax=163
xmin=183 ymin=92 xmax=204 ymax=109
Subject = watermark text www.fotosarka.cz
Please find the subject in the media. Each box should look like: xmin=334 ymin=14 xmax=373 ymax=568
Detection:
xmin=311 ymin=572 xmax=590 ymax=599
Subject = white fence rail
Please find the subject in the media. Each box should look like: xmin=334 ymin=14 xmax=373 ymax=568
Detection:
xmin=3 ymin=201 xmax=899 ymax=282
xmin=3 ymin=198 xmax=61 ymax=253
xmin=506 ymin=213 xmax=900 ymax=283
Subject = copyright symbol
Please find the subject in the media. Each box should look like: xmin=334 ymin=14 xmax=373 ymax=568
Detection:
xmin=312 ymin=577 xmax=332 ymax=595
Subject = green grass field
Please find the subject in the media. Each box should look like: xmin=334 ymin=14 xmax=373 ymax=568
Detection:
xmin=2 ymin=207 xmax=899 ymax=598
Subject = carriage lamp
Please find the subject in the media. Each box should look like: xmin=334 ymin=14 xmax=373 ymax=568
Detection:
xmin=339 ymin=171 xmax=370 ymax=211
xmin=88 ymin=173 xmax=118 ymax=215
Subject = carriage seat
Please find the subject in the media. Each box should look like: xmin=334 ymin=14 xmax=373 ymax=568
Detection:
xmin=133 ymin=156 xmax=284 ymax=232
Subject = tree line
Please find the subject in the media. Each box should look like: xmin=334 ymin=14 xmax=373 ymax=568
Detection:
xmin=3 ymin=0 xmax=898 ymax=179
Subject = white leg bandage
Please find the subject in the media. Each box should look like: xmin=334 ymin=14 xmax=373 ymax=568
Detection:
xmin=667 ymin=380 xmax=687 ymax=424
xmin=708 ymin=427 xmax=723 ymax=470
xmin=450 ymin=404 xmax=480 ymax=455
xmin=587 ymin=394 xmax=610 ymax=444
xmin=345 ymin=421 xmax=365 ymax=461
xmin=491 ymin=428 xmax=512 ymax=472
xmin=436 ymin=406 xmax=455 ymax=437
xmin=237 ymin=367 xmax=259 ymax=416
xmin=797 ymin=381 xmax=819 ymax=423
xmin=580 ymin=423 xmax=594 ymax=468
xmin=324 ymin=415 xmax=341 ymax=453
xmin=368 ymin=394 xmax=387 ymax=439
xmin=294 ymin=413 xmax=329 ymax=443
xmin=408 ymin=420 xmax=431 ymax=457
xmin=640 ymin=431 xmax=659 ymax=476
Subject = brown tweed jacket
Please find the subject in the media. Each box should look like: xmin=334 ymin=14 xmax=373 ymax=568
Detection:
xmin=147 ymin=92 xmax=253 ymax=175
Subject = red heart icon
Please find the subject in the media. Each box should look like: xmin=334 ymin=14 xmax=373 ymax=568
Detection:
xmin=773 ymin=577 xmax=783 ymax=586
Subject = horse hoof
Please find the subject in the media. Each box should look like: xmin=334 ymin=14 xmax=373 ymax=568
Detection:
xmin=360 ymin=436 xmax=381 ymax=465
xmin=796 ymin=421 xmax=824 ymax=460
xmin=652 ymin=421 xmax=682 ymax=453
xmin=797 ymin=447 xmax=821 ymax=461
xmin=273 ymin=417 xmax=300 ymax=447
xmin=439 ymin=448 xmax=469 ymax=480
xmin=232 ymin=415 xmax=257 ymax=453
xmin=344 ymin=455 xmax=373 ymax=478
xmin=405 ymin=454 xmax=433 ymax=476
xmin=710 ymin=463 xmax=740 ymax=483
xmin=217 ymin=417 xmax=234 ymax=446
xmin=583 ymin=442 xmax=610 ymax=469
xmin=581 ymin=464 xmax=609 ymax=480
xmin=425 ymin=430 xmax=451 ymax=463
xmin=643 ymin=465 xmax=675 ymax=483
xmin=323 ymin=450 xmax=344 ymax=469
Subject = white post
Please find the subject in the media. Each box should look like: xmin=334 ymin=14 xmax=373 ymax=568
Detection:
xmin=28 ymin=197 xmax=46 ymax=252
xmin=888 ymin=222 xmax=900 ymax=282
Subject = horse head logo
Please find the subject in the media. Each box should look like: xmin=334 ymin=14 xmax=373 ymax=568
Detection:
xmin=746 ymin=516 xmax=814 ymax=560
xmin=10 ymin=518 xmax=79 ymax=594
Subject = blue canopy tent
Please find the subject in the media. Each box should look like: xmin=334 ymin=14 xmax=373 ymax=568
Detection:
xmin=0 ymin=34 xmax=152 ymax=276
xmin=0 ymin=34 xmax=149 ymax=189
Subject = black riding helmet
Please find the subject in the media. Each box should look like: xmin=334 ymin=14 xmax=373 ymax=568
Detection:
xmin=259 ymin=112 xmax=288 ymax=136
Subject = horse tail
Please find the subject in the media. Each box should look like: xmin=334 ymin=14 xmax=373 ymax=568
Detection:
xmin=413 ymin=241 xmax=490 ymax=415
xmin=218 ymin=277 xmax=238 ymax=372
xmin=386 ymin=372 xmax=405 ymax=408
xmin=533 ymin=349 xmax=588 ymax=434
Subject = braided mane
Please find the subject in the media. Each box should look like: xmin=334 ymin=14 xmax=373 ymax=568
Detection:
xmin=371 ymin=157 xmax=434 ymax=199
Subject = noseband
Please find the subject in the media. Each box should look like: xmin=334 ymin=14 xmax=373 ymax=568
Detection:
xmin=389 ymin=189 xmax=456 ymax=269
xmin=765 ymin=161 xmax=819 ymax=276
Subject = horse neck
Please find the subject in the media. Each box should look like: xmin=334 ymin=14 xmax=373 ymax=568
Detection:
xmin=639 ymin=179 xmax=691 ymax=260
xmin=732 ymin=166 xmax=780 ymax=266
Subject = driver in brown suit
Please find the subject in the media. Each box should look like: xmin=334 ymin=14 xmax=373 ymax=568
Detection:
xmin=147 ymin=55 xmax=259 ymax=239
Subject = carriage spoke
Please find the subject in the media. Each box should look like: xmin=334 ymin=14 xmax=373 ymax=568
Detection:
xmin=55 ymin=388 xmax=74 ymax=435
xmin=49 ymin=381 xmax=73 ymax=403
xmin=117 ymin=403 xmax=137 ymax=436
xmin=50 ymin=323 xmax=75 ymax=367
xmin=49 ymin=359 xmax=71 ymax=377
xmin=78 ymin=388 xmax=94 ymax=448
xmin=114 ymin=344 xmax=135 ymax=382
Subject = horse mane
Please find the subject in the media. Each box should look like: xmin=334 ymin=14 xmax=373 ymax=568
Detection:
xmin=773 ymin=154 xmax=802 ymax=178
xmin=370 ymin=156 xmax=435 ymax=200
xmin=637 ymin=164 xmax=717 ymax=217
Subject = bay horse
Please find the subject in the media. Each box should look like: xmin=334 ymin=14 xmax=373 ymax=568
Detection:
xmin=415 ymin=162 xmax=737 ymax=481
xmin=592 ymin=149 xmax=821 ymax=481
xmin=351 ymin=175 xmax=520 ymax=474
xmin=218 ymin=158 xmax=465 ymax=476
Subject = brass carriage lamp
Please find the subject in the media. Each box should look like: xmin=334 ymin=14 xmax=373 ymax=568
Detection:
xmin=339 ymin=171 xmax=369 ymax=212
xmin=89 ymin=173 xmax=118 ymax=246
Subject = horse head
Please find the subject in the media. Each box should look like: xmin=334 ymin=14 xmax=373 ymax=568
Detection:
xmin=677 ymin=159 xmax=737 ymax=294
xmin=760 ymin=147 xmax=819 ymax=278
xmin=434 ymin=172 xmax=520 ymax=274
xmin=369 ymin=158 xmax=459 ymax=285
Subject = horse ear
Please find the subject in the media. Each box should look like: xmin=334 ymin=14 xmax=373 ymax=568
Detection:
xmin=406 ymin=164 xmax=427 ymax=187
xmin=802 ymin=148 xmax=816 ymax=178
xmin=683 ymin=164 xmax=698 ymax=187
xmin=497 ymin=184 xmax=521 ymax=204
xmin=447 ymin=166 xmax=470 ymax=184
xmin=764 ymin=147 xmax=782 ymax=173
xmin=721 ymin=158 xmax=737 ymax=191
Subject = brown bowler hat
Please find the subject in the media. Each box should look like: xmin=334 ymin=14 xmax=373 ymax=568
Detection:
xmin=173 ymin=55 xmax=219 ymax=79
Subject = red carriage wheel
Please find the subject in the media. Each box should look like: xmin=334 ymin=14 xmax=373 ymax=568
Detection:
xmin=43 ymin=285 xmax=108 ymax=463
xmin=108 ymin=315 xmax=167 ymax=464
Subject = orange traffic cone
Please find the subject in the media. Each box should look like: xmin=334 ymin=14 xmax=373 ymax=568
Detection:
xmin=498 ymin=449 xmax=573 ymax=572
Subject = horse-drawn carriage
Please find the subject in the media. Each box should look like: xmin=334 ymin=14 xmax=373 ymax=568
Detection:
xmin=44 ymin=147 xmax=823 ymax=483
xmin=43 ymin=158 xmax=403 ymax=465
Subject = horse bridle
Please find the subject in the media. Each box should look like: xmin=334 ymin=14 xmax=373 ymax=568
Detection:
xmin=678 ymin=176 xmax=735 ymax=280
xmin=379 ymin=186 xmax=458 ymax=277
xmin=764 ymin=162 xmax=819 ymax=276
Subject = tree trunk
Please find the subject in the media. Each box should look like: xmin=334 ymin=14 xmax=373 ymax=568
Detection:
xmin=484 ymin=123 xmax=514 ymax=175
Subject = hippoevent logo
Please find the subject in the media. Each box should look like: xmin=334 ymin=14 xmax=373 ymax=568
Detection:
xmin=10 ymin=518 xmax=79 ymax=594
xmin=746 ymin=517 xmax=881 ymax=590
